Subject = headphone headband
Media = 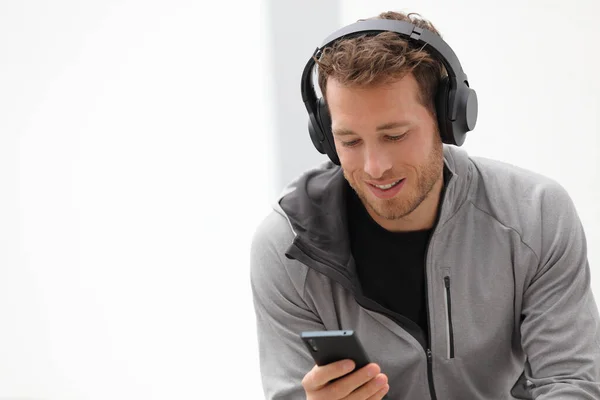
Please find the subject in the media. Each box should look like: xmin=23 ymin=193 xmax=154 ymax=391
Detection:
xmin=320 ymin=20 xmax=467 ymax=82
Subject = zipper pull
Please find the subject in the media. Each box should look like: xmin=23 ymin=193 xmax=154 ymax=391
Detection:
xmin=444 ymin=276 xmax=450 ymax=288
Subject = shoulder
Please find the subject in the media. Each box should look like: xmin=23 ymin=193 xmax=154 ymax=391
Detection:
xmin=469 ymin=156 xmax=572 ymax=211
xmin=467 ymin=155 xmax=579 ymax=258
xmin=250 ymin=208 xmax=309 ymax=300
xmin=250 ymin=208 xmax=296 ymax=271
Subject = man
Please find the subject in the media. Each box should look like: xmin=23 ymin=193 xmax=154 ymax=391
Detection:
xmin=250 ymin=11 xmax=600 ymax=399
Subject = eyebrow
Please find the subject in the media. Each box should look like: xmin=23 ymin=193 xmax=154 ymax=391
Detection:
xmin=332 ymin=121 xmax=412 ymax=137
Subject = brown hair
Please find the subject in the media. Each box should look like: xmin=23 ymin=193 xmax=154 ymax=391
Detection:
xmin=316 ymin=11 xmax=447 ymax=116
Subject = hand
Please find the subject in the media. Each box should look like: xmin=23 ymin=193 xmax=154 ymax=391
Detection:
xmin=302 ymin=359 xmax=389 ymax=400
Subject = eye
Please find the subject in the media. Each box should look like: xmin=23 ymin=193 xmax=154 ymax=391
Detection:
xmin=387 ymin=133 xmax=408 ymax=141
xmin=341 ymin=139 xmax=361 ymax=148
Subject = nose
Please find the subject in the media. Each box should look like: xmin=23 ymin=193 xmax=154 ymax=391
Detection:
xmin=363 ymin=144 xmax=392 ymax=179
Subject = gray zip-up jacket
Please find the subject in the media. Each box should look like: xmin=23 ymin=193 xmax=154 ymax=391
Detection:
xmin=250 ymin=145 xmax=600 ymax=399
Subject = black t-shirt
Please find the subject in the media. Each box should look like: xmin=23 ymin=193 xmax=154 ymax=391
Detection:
xmin=346 ymin=185 xmax=432 ymax=336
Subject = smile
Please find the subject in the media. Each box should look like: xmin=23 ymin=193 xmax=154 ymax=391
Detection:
xmin=373 ymin=180 xmax=402 ymax=190
xmin=367 ymin=178 xmax=406 ymax=199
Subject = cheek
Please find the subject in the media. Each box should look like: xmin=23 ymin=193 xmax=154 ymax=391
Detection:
xmin=396 ymin=134 xmax=432 ymax=166
xmin=337 ymin=148 xmax=361 ymax=171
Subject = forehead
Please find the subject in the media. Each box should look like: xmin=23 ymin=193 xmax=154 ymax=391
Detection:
xmin=325 ymin=75 xmax=424 ymax=125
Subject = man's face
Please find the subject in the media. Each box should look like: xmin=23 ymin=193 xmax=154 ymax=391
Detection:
xmin=326 ymin=74 xmax=444 ymax=225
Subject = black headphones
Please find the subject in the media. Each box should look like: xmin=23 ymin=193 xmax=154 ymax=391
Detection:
xmin=301 ymin=19 xmax=478 ymax=165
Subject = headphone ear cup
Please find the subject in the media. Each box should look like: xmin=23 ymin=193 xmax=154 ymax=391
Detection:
xmin=451 ymin=86 xmax=478 ymax=146
xmin=436 ymin=77 xmax=478 ymax=146
xmin=308 ymin=115 xmax=326 ymax=154
xmin=435 ymin=77 xmax=454 ymax=145
xmin=316 ymin=98 xmax=341 ymax=165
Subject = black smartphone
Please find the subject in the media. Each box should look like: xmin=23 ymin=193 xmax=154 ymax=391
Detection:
xmin=300 ymin=330 xmax=370 ymax=371
xmin=301 ymin=330 xmax=388 ymax=398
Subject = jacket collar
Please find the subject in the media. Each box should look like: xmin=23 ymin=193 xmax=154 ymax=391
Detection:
xmin=274 ymin=145 xmax=473 ymax=282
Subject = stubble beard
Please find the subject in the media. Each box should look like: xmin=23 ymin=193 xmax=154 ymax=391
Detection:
xmin=345 ymin=138 xmax=444 ymax=221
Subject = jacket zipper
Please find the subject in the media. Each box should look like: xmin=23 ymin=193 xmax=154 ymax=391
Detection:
xmin=444 ymin=276 xmax=455 ymax=359
xmin=423 ymin=237 xmax=438 ymax=400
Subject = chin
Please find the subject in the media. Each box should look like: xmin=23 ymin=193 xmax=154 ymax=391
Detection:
xmin=372 ymin=201 xmax=412 ymax=220
xmin=363 ymin=190 xmax=409 ymax=219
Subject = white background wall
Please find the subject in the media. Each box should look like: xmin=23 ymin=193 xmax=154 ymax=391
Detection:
xmin=0 ymin=1 xmax=272 ymax=399
xmin=0 ymin=1 xmax=598 ymax=399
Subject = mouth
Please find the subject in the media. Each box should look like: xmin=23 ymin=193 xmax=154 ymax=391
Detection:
xmin=370 ymin=179 xmax=403 ymax=190
xmin=366 ymin=178 xmax=406 ymax=199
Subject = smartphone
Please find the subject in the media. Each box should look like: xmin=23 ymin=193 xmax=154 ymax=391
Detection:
xmin=300 ymin=330 xmax=370 ymax=371
xmin=301 ymin=330 xmax=388 ymax=398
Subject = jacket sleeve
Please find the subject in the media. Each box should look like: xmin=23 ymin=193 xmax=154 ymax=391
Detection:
xmin=520 ymin=182 xmax=600 ymax=399
xmin=250 ymin=210 xmax=328 ymax=399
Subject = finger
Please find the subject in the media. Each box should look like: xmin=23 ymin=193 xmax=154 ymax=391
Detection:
xmin=302 ymin=360 xmax=356 ymax=391
xmin=346 ymin=373 xmax=388 ymax=400
xmin=323 ymin=363 xmax=380 ymax=399
xmin=366 ymin=384 xmax=390 ymax=400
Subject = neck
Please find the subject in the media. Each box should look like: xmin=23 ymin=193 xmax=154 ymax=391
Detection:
xmin=371 ymin=171 xmax=444 ymax=232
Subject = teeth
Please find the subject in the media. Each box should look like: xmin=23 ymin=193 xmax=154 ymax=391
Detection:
xmin=375 ymin=180 xmax=401 ymax=190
